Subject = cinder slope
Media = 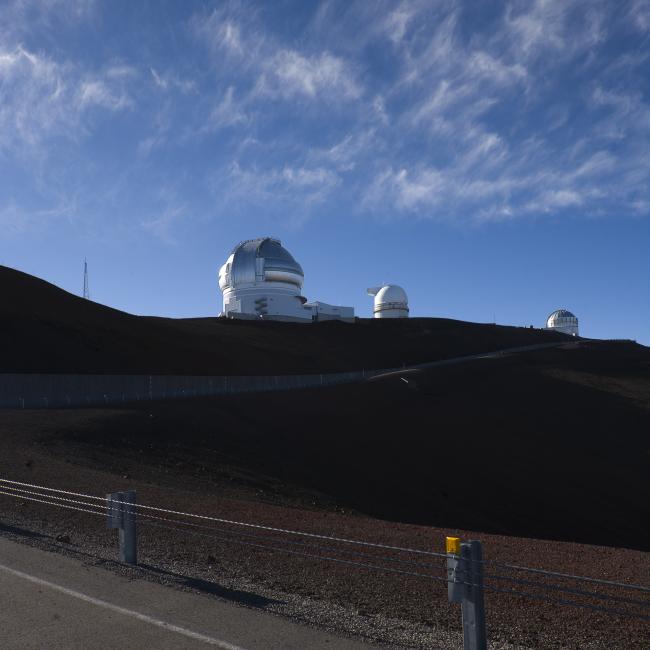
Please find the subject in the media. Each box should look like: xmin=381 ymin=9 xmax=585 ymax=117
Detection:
xmin=1 ymin=264 xmax=569 ymax=375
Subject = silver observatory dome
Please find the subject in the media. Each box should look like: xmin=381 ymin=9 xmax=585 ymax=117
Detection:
xmin=219 ymin=237 xmax=304 ymax=291
xmin=546 ymin=309 xmax=579 ymax=336
xmin=217 ymin=236 xmax=354 ymax=322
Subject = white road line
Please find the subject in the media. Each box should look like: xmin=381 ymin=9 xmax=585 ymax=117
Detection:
xmin=0 ymin=563 xmax=247 ymax=650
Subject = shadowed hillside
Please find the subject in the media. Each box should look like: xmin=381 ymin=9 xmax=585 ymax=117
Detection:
xmin=1 ymin=264 xmax=569 ymax=375
xmin=38 ymin=340 xmax=649 ymax=550
xmin=1 ymin=265 xmax=649 ymax=551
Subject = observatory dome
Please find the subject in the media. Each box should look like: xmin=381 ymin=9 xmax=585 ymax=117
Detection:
xmin=367 ymin=284 xmax=409 ymax=318
xmin=546 ymin=309 xmax=579 ymax=336
xmin=218 ymin=237 xmax=354 ymax=322
xmin=219 ymin=238 xmax=304 ymax=292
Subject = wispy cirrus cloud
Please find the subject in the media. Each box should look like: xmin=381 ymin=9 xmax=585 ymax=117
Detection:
xmin=628 ymin=0 xmax=650 ymax=31
xmin=192 ymin=4 xmax=362 ymax=104
xmin=149 ymin=67 xmax=197 ymax=94
xmin=256 ymin=50 xmax=361 ymax=101
xmin=0 ymin=44 xmax=134 ymax=157
xmin=207 ymin=86 xmax=248 ymax=129
xmin=218 ymin=162 xmax=341 ymax=211
xmin=2 ymin=0 xmax=650 ymax=244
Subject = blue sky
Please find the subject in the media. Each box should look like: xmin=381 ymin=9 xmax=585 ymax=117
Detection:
xmin=1 ymin=0 xmax=649 ymax=344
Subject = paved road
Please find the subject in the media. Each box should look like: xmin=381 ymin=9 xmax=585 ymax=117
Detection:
xmin=0 ymin=537 xmax=382 ymax=649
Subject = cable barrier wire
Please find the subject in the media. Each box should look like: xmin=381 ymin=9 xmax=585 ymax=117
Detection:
xmin=0 ymin=484 xmax=110 ymax=514
xmin=2 ymin=474 xmax=650 ymax=624
xmin=138 ymin=517 xmax=452 ymax=586
xmin=483 ymin=583 xmax=650 ymax=622
xmin=0 ymin=478 xmax=451 ymax=574
xmin=483 ymin=559 xmax=650 ymax=594
xmin=0 ymin=488 xmax=106 ymax=518
xmin=0 ymin=477 xmax=448 ymax=559
xmin=483 ymin=572 xmax=650 ymax=609
xmin=132 ymin=508 xmax=446 ymax=572
xmin=0 ymin=478 xmax=105 ymax=502
xmin=130 ymin=500 xmax=450 ymax=558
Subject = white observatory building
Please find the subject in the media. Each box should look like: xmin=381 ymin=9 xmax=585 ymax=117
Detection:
xmin=546 ymin=309 xmax=579 ymax=336
xmin=218 ymin=238 xmax=354 ymax=322
xmin=367 ymin=285 xmax=409 ymax=318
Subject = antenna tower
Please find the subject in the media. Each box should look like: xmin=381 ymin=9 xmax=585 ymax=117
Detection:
xmin=83 ymin=259 xmax=90 ymax=300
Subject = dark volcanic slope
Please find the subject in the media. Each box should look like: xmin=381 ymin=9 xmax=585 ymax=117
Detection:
xmin=1 ymin=264 xmax=569 ymax=375
xmin=35 ymin=340 xmax=650 ymax=551
xmin=2 ymin=264 xmax=649 ymax=549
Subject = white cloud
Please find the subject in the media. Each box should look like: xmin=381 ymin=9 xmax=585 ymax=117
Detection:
xmin=628 ymin=0 xmax=650 ymax=31
xmin=309 ymin=130 xmax=377 ymax=172
xmin=467 ymin=51 xmax=526 ymax=86
xmin=525 ymin=189 xmax=584 ymax=212
xmin=208 ymin=86 xmax=247 ymax=128
xmin=141 ymin=204 xmax=185 ymax=245
xmin=0 ymin=45 xmax=76 ymax=152
xmin=223 ymin=162 xmax=341 ymax=207
xmin=257 ymin=50 xmax=360 ymax=101
xmin=384 ymin=5 xmax=415 ymax=44
xmin=0 ymin=202 xmax=28 ymax=237
xmin=191 ymin=6 xmax=249 ymax=59
xmin=0 ymin=197 xmax=78 ymax=239
xmin=149 ymin=67 xmax=196 ymax=94
xmin=0 ymin=44 xmax=134 ymax=157
xmin=372 ymin=95 xmax=389 ymax=126
xmin=193 ymin=6 xmax=362 ymax=104
xmin=78 ymin=79 xmax=131 ymax=111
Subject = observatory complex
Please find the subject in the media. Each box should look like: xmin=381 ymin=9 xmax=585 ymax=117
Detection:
xmin=218 ymin=238 xmax=354 ymax=322
xmin=217 ymin=240 xmax=579 ymax=331
xmin=546 ymin=309 xmax=579 ymax=336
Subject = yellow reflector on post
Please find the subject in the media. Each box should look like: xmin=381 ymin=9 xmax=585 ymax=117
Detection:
xmin=446 ymin=536 xmax=461 ymax=555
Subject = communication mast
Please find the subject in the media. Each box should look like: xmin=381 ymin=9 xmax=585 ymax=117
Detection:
xmin=83 ymin=259 xmax=90 ymax=300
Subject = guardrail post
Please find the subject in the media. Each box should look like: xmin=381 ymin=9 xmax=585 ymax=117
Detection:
xmin=107 ymin=490 xmax=137 ymax=565
xmin=447 ymin=537 xmax=487 ymax=650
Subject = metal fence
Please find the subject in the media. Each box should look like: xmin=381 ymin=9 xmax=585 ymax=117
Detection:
xmin=0 ymin=369 xmax=372 ymax=409
xmin=0 ymin=342 xmax=562 ymax=409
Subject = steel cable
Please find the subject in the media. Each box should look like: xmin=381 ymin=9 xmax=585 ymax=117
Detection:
xmin=0 ymin=484 xmax=111 ymax=513
xmin=0 ymin=478 xmax=105 ymax=502
xmin=0 ymin=477 xmax=448 ymax=558
xmin=131 ymin=509 xmax=446 ymax=571
xmin=0 ymin=484 xmax=446 ymax=572
xmin=0 ymin=479 xmax=449 ymax=571
xmin=483 ymin=560 xmax=650 ymax=594
xmin=2 ymin=476 xmax=648 ymax=601
xmin=3 ymin=486 xmax=650 ymax=622
xmin=483 ymin=583 xmax=650 ymax=622
xmin=131 ymin=501 xmax=449 ymax=557
xmin=0 ymin=489 xmax=106 ymax=518
xmin=138 ymin=518 xmax=453 ymax=585
xmin=483 ymin=573 xmax=650 ymax=608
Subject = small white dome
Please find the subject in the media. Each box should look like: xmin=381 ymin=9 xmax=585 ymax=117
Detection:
xmin=367 ymin=284 xmax=409 ymax=318
xmin=375 ymin=285 xmax=407 ymax=305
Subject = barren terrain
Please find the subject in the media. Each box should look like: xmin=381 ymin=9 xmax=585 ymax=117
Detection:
xmin=1 ymin=265 xmax=649 ymax=648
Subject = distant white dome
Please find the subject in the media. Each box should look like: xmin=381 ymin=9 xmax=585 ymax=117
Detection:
xmin=546 ymin=309 xmax=579 ymax=336
xmin=367 ymin=284 xmax=409 ymax=318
